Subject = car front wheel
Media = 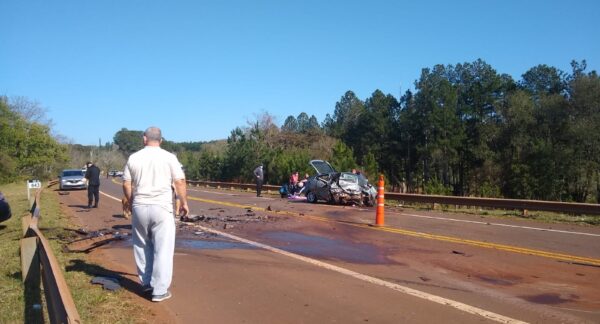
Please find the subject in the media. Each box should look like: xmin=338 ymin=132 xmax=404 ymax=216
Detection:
xmin=306 ymin=191 xmax=317 ymax=203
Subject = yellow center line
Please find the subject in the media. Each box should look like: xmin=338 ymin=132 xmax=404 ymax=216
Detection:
xmin=188 ymin=195 xmax=600 ymax=266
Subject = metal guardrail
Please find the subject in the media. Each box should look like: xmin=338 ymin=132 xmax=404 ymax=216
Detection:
xmin=384 ymin=192 xmax=600 ymax=215
xmin=186 ymin=180 xmax=600 ymax=215
xmin=187 ymin=180 xmax=281 ymax=192
xmin=20 ymin=181 xmax=81 ymax=324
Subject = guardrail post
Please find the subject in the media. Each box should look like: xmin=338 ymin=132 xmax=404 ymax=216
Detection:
xmin=21 ymin=236 xmax=44 ymax=323
xmin=22 ymin=215 xmax=32 ymax=237
xmin=375 ymin=175 xmax=385 ymax=226
xmin=20 ymin=237 xmax=40 ymax=284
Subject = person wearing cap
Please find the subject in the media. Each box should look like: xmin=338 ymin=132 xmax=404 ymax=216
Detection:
xmin=253 ymin=164 xmax=264 ymax=197
xmin=122 ymin=126 xmax=189 ymax=302
xmin=85 ymin=161 xmax=101 ymax=208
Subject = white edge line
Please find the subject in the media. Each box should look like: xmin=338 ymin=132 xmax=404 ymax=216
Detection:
xmin=402 ymin=213 xmax=600 ymax=237
xmin=101 ymin=191 xmax=122 ymax=201
xmin=102 ymin=190 xmax=525 ymax=323
xmin=101 ymin=192 xmax=527 ymax=324
xmin=191 ymin=223 xmax=527 ymax=324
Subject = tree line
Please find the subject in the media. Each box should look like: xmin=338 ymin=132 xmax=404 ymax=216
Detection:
xmin=171 ymin=59 xmax=600 ymax=203
xmin=0 ymin=97 xmax=68 ymax=182
xmin=3 ymin=58 xmax=599 ymax=203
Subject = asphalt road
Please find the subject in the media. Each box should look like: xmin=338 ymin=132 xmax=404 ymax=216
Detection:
xmin=58 ymin=178 xmax=600 ymax=323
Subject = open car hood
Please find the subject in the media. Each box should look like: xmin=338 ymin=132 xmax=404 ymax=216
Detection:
xmin=309 ymin=160 xmax=336 ymax=175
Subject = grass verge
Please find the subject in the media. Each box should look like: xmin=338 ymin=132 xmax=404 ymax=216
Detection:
xmin=387 ymin=200 xmax=600 ymax=226
xmin=0 ymin=182 xmax=148 ymax=323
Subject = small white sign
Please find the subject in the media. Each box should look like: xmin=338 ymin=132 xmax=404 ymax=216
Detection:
xmin=27 ymin=180 xmax=42 ymax=189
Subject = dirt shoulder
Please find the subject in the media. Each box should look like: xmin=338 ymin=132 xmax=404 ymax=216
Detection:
xmin=57 ymin=189 xmax=177 ymax=323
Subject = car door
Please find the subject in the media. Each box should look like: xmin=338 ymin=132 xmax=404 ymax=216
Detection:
xmin=313 ymin=173 xmax=332 ymax=200
xmin=308 ymin=160 xmax=337 ymax=201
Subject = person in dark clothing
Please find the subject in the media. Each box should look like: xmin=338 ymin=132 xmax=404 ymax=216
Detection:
xmin=0 ymin=192 xmax=11 ymax=223
xmin=85 ymin=161 xmax=101 ymax=208
xmin=253 ymin=164 xmax=264 ymax=197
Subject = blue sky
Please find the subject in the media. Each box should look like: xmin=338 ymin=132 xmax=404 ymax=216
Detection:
xmin=1 ymin=0 xmax=599 ymax=145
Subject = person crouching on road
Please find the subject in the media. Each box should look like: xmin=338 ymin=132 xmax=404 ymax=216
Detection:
xmin=289 ymin=171 xmax=299 ymax=195
xmin=122 ymin=126 xmax=189 ymax=302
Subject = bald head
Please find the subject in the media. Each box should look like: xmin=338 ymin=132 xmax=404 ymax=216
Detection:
xmin=144 ymin=127 xmax=162 ymax=146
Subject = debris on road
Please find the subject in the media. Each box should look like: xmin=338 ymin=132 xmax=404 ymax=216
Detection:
xmin=181 ymin=214 xmax=205 ymax=222
xmin=176 ymin=208 xmax=283 ymax=235
xmin=451 ymin=250 xmax=472 ymax=257
xmin=64 ymin=230 xmax=129 ymax=253
xmin=91 ymin=276 xmax=121 ymax=291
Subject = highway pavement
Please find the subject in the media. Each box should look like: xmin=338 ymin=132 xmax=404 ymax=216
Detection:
xmin=56 ymin=177 xmax=600 ymax=323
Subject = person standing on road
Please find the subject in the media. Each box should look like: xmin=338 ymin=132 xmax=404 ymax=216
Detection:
xmin=253 ymin=164 xmax=264 ymax=197
xmin=85 ymin=161 xmax=101 ymax=208
xmin=122 ymin=126 xmax=189 ymax=302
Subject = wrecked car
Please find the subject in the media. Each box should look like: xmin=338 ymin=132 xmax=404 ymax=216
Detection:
xmin=303 ymin=160 xmax=376 ymax=206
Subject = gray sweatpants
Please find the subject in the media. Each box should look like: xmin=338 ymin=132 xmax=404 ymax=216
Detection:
xmin=132 ymin=204 xmax=175 ymax=296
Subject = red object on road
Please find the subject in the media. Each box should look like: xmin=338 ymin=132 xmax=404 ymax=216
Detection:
xmin=376 ymin=175 xmax=385 ymax=226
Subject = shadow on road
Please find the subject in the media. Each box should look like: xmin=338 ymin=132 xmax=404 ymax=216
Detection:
xmin=67 ymin=204 xmax=92 ymax=212
xmin=66 ymin=259 xmax=147 ymax=298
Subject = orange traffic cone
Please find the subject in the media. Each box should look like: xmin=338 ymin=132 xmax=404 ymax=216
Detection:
xmin=375 ymin=174 xmax=385 ymax=226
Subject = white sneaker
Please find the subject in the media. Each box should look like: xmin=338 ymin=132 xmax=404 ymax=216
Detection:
xmin=152 ymin=291 xmax=172 ymax=302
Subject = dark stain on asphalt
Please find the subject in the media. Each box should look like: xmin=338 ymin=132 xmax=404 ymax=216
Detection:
xmin=262 ymin=231 xmax=394 ymax=264
xmin=177 ymin=239 xmax=255 ymax=250
xmin=520 ymin=293 xmax=578 ymax=305
xmin=475 ymin=275 xmax=520 ymax=286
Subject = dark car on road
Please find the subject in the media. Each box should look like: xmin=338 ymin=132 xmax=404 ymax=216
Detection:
xmin=59 ymin=169 xmax=87 ymax=190
xmin=303 ymin=160 xmax=376 ymax=206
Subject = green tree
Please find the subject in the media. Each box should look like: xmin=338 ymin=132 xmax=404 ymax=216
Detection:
xmin=452 ymin=60 xmax=512 ymax=195
xmin=347 ymin=90 xmax=398 ymax=168
xmin=282 ymin=115 xmax=298 ymax=133
xmin=306 ymin=115 xmax=321 ymax=134
xmin=296 ymin=112 xmax=310 ymax=133
xmin=497 ymin=90 xmax=536 ymax=198
xmin=564 ymin=61 xmax=600 ymax=202
xmin=329 ymin=141 xmax=356 ymax=172
xmin=0 ymin=97 xmax=68 ymax=182
xmin=520 ymin=64 xmax=566 ymax=96
xmin=113 ymin=128 xmax=144 ymax=155
xmin=324 ymin=91 xmax=364 ymax=138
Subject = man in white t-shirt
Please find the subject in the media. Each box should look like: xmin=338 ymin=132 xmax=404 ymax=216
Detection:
xmin=122 ymin=127 xmax=189 ymax=302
